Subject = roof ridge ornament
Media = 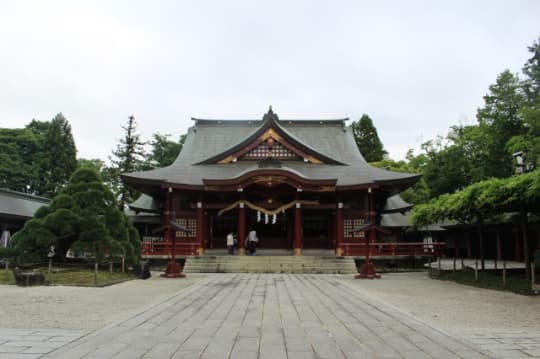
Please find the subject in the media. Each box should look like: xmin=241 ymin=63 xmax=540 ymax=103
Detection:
xmin=263 ymin=106 xmax=279 ymax=122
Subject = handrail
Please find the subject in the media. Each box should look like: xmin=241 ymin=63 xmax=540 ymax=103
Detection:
xmin=341 ymin=242 xmax=445 ymax=257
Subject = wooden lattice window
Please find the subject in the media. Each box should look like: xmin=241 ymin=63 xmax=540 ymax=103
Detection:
xmin=241 ymin=141 xmax=300 ymax=160
xmin=174 ymin=218 xmax=197 ymax=238
xmin=343 ymin=218 xmax=365 ymax=239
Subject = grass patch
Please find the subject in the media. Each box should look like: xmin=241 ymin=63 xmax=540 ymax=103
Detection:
xmin=0 ymin=269 xmax=15 ymax=285
xmin=43 ymin=267 xmax=134 ymax=286
xmin=434 ymin=269 xmax=535 ymax=295
xmin=2 ymin=266 xmax=133 ymax=286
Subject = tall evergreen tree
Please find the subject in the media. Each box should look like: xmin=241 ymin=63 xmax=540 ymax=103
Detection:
xmin=522 ymin=37 xmax=540 ymax=103
xmin=38 ymin=113 xmax=78 ymax=197
xmin=476 ymin=70 xmax=526 ymax=178
xmin=109 ymin=115 xmax=147 ymax=209
xmin=508 ymin=38 xmax=540 ymax=170
xmin=24 ymin=114 xmax=78 ymax=197
xmin=351 ymin=114 xmax=387 ymax=162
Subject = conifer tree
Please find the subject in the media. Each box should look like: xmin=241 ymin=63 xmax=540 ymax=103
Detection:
xmin=12 ymin=167 xmax=140 ymax=264
xmin=351 ymin=114 xmax=387 ymax=162
xmin=40 ymin=113 xmax=78 ymax=196
xmin=109 ymin=115 xmax=147 ymax=209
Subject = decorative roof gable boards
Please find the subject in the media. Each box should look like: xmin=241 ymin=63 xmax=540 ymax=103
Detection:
xmin=197 ymin=107 xmax=344 ymax=165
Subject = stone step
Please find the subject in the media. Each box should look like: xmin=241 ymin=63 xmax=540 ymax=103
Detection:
xmin=182 ymin=255 xmax=358 ymax=274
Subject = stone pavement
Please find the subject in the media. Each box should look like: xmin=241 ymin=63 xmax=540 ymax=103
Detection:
xmin=20 ymin=273 xmax=499 ymax=359
xmin=461 ymin=332 xmax=540 ymax=359
xmin=0 ymin=329 xmax=87 ymax=359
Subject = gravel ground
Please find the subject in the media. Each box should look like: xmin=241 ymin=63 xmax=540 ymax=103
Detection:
xmin=343 ymin=271 xmax=540 ymax=335
xmin=1 ymin=271 xmax=539 ymax=334
xmin=0 ymin=272 xmax=204 ymax=330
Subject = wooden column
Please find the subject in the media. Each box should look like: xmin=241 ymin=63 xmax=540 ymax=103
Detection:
xmin=238 ymin=203 xmax=246 ymax=255
xmin=496 ymin=230 xmax=502 ymax=260
xmin=294 ymin=203 xmax=302 ymax=255
xmin=165 ymin=189 xmax=173 ymax=244
xmin=478 ymin=218 xmax=485 ymax=271
xmin=356 ymin=189 xmax=380 ymax=278
xmin=520 ymin=211 xmax=531 ymax=280
xmin=196 ymin=201 xmax=204 ymax=256
xmin=161 ymin=188 xmax=185 ymax=278
xmin=335 ymin=202 xmax=343 ymax=256
xmin=514 ymin=229 xmax=522 ymax=261
xmin=466 ymin=232 xmax=472 ymax=258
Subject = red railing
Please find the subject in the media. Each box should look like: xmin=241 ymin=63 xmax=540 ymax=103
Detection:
xmin=142 ymin=237 xmax=199 ymax=256
xmin=341 ymin=242 xmax=445 ymax=257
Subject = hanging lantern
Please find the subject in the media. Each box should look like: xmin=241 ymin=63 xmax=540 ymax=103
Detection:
xmin=272 ymin=214 xmax=277 ymax=224
xmin=257 ymin=211 xmax=261 ymax=223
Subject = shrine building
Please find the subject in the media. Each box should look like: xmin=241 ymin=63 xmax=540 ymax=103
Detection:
xmin=122 ymin=108 xmax=424 ymax=257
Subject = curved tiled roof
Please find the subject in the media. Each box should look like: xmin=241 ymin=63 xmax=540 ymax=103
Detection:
xmin=0 ymin=188 xmax=50 ymax=220
xmin=122 ymin=111 xmax=419 ymax=191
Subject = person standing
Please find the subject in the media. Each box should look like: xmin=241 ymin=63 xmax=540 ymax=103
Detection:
xmin=247 ymin=228 xmax=258 ymax=255
xmin=226 ymin=232 xmax=236 ymax=255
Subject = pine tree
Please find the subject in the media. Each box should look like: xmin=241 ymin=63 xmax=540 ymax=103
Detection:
xmin=351 ymin=114 xmax=387 ymax=162
xmin=109 ymin=116 xmax=147 ymax=209
xmin=12 ymin=167 xmax=140 ymax=264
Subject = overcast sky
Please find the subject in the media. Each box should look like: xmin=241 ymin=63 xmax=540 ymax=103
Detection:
xmin=1 ymin=1 xmax=539 ymax=162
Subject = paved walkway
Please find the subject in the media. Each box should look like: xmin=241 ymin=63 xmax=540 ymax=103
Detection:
xmin=0 ymin=329 xmax=87 ymax=359
xmin=3 ymin=273 xmax=494 ymax=359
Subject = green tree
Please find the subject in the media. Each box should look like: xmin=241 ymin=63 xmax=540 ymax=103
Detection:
xmin=145 ymin=133 xmax=186 ymax=168
xmin=476 ymin=70 xmax=526 ymax=178
xmin=37 ymin=113 xmax=78 ymax=197
xmin=370 ymin=158 xmax=430 ymax=204
xmin=109 ymin=115 xmax=147 ymax=209
xmin=508 ymin=37 xmax=540 ymax=170
xmin=12 ymin=167 xmax=140 ymax=265
xmin=0 ymin=128 xmax=39 ymax=193
xmin=413 ymin=135 xmax=474 ymax=197
xmin=522 ymin=37 xmax=540 ymax=103
xmin=351 ymin=114 xmax=387 ymax=162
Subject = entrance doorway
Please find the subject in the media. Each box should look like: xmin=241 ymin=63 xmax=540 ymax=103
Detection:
xmin=248 ymin=211 xmax=290 ymax=249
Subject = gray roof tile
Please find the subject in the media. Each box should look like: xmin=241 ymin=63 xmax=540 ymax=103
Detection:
xmin=123 ymin=117 xmax=418 ymax=189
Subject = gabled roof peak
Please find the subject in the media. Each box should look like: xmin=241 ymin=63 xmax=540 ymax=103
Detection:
xmin=262 ymin=106 xmax=279 ymax=123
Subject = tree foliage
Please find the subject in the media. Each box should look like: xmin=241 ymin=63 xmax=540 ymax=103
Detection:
xmin=34 ymin=113 xmax=78 ymax=197
xmin=476 ymin=70 xmax=526 ymax=178
xmin=11 ymin=167 xmax=140 ymax=265
xmin=351 ymin=114 xmax=387 ymax=162
xmin=411 ymin=169 xmax=540 ymax=227
xmin=370 ymin=158 xmax=429 ymax=204
xmin=0 ymin=128 xmax=39 ymax=193
xmin=145 ymin=133 xmax=186 ymax=168
xmin=109 ymin=116 xmax=147 ymax=209
xmin=0 ymin=114 xmax=77 ymax=197
xmin=522 ymin=37 xmax=540 ymax=102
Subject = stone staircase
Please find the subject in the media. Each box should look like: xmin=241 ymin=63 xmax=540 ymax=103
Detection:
xmin=182 ymin=255 xmax=358 ymax=274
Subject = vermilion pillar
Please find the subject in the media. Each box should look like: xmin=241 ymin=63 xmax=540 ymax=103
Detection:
xmin=238 ymin=203 xmax=246 ymax=255
xmin=335 ymin=202 xmax=343 ymax=256
xmin=165 ymin=189 xmax=172 ymax=244
xmin=356 ymin=189 xmax=380 ymax=279
xmin=294 ymin=203 xmax=302 ymax=255
xmin=196 ymin=201 xmax=204 ymax=255
xmin=162 ymin=188 xmax=184 ymax=278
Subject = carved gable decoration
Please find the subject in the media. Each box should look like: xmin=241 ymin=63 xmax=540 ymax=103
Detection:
xmin=198 ymin=108 xmax=345 ymax=166
xmin=217 ymin=128 xmax=324 ymax=164
xmin=240 ymin=140 xmax=300 ymax=160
